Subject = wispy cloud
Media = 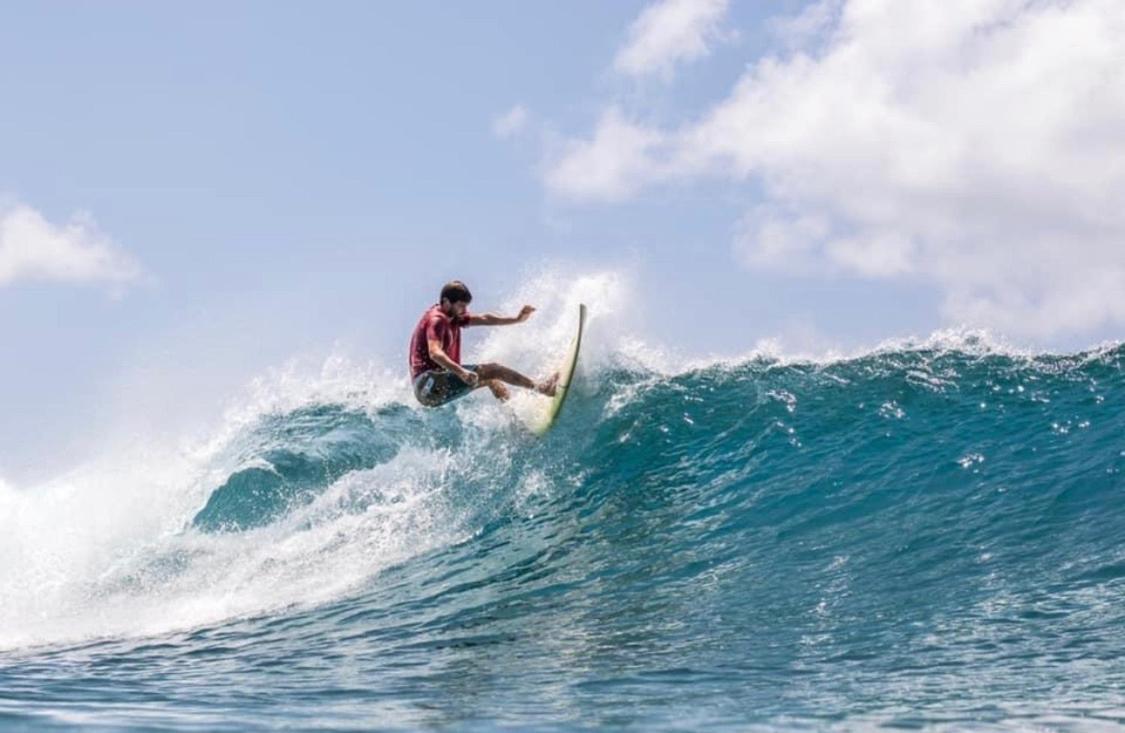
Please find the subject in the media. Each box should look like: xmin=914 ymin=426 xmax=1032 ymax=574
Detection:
xmin=0 ymin=202 xmax=142 ymax=290
xmin=544 ymin=108 xmax=667 ymax=201
xmin=613 ymin=0 xmax=730 ymax=79
xmin=768 ymin=0 xmax=843 ymax=51
xmin=546 ymin=0 xmax=1125 ymax=339
xmin=492 ymin=104 xmax=530 ymax=140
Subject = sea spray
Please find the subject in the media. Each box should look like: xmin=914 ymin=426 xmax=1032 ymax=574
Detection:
xmin=1 ymin=297 xmax=1122 ymax=729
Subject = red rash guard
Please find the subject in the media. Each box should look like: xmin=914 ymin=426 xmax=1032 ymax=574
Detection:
xmin=409 ymin=304 xmax=471 ymax=379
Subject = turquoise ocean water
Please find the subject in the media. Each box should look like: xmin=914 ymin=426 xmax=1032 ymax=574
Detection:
xmin=1 ymin=339 xmax=1123 ymax=731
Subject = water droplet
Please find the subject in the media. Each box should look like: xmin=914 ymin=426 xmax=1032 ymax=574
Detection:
xmin=958 ymin=453 xmax=985 ymax=468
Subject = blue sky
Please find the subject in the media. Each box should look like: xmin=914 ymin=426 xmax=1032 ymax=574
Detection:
xmin=2 ymin=0 xmax=1122 ymax=478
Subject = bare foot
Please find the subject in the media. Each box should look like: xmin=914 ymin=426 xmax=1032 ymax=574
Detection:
xmin=487 ymin=380 xmax=511 ymax=402
xmin=536 ymin=372 xmax=560 ymax=397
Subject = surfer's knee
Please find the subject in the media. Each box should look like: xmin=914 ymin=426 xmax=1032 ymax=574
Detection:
xmin=476 ymin=362 xmax=500 ymax=378
xmin=486 ymin=379 xmax=510 ymax=402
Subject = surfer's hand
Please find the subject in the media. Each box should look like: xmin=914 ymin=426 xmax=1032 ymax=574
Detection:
xmin=462 ymin=370 xmax=480 ymax=387
xmin=517 ymin=305 xmax=536 ymax=322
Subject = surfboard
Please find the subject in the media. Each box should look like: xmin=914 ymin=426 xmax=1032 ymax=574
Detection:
xmin=532 ymin=303 xmax=587 ymax=436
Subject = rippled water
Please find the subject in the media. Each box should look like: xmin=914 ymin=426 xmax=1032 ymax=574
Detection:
xmin=2 ymin=341 xmax=1123 ymax=731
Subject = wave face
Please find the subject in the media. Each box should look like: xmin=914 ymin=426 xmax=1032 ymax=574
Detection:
xmin=1 ymin=342 xmax=1124 ymax=731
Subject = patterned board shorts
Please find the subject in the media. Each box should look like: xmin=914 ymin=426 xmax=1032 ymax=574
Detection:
xmin=413 ymin=364 xmax=479 ymax=407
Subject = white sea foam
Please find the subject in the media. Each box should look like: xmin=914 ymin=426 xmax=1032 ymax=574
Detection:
xmin=1 ymin=268 xmax=1117 ymax=650
xmin=470 ymin=269 xmax=644 ymax=424
xmin=474 ymin=269 xmax=638 ymax=375
xmin=0 ymin=272 xmax=639 ymax=648
xmin=0 ymin=354 xmax=472 ymax=650
xmin=674 ymin=326 xmax=1123 ymax=380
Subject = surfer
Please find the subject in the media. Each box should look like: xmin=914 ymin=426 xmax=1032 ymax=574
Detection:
xmin=409 ymin=281 xmax=559 ymax=407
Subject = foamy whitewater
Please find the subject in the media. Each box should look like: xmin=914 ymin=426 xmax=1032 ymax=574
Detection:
xmin=1 ymin=274 xmax=1123 ymax=731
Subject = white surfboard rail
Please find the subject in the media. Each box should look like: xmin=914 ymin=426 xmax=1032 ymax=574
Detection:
xmin=532 ymin=303 xmax=587 ymax=436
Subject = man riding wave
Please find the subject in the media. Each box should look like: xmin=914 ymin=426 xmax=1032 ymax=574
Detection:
xmin=409 ymin=281 xmax=559 ymax=407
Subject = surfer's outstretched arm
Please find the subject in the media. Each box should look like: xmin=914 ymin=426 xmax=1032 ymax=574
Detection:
xmin=467 ymin=305 xmax=536 ymax=327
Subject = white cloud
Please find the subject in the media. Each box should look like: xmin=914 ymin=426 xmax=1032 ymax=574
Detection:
xmin=547 ymin=0 xmax=1125 ymax=339
xmin=544 ymin=108 xmax=667 ymax=202
xmin=492 ymin=104 xmax=530 ymax=139
xmin=769 ymin=0 xmax=843 ymax=51
xmin=734 ymin=207 xmax=831 ymax=273
xmin=0 ymin=203 xmax=142 ymax=289
xmin=614 ymin=0 xmax=729 ymax=79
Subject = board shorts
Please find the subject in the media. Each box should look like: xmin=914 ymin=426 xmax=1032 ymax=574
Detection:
xmin=412 ymin=364 xmax=479 ymax=407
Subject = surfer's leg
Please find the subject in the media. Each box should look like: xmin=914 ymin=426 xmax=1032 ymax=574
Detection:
xmin=474 ymin=363 xmax=534 ymax=389
xmin=475 ymin=363 xmax=558 ymax=396
xmin=485 ymin=379 xmax=510 ymax=402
